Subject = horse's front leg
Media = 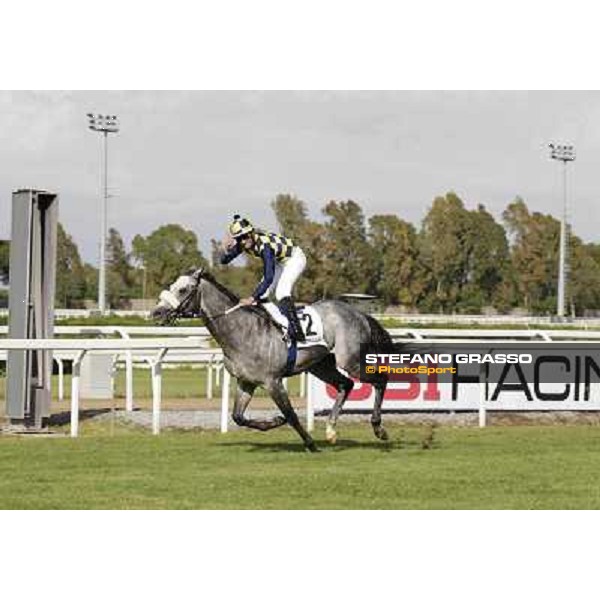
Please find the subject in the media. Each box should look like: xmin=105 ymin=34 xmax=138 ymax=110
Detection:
xmin=232 ymin=379 xmax=287 ymax=431
xmin=267 ymin=378 xmax=318 ymax=452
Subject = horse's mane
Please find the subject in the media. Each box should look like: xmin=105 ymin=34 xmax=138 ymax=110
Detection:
xmin=199 ymin=270 xmax=240 ymax=303
xmin=199 ymin=270 xmax=276 ymax=326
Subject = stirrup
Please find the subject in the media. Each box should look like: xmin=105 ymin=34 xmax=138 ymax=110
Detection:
xmin=293 ymin=322 xmax=306 ymax=343
xmin=280 ymin=297 xmax=305 ymax=343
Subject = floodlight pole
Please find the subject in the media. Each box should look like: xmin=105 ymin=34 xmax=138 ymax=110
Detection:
xmin=100 ymin=129 xmax=108 ymax=314
xmin=558 ymin=159 xmax=568 ymax=317
xmin=87 ymin=113 xmax=119 ymax=315
xmin=549 ymin=143 xmax=576 ymax=318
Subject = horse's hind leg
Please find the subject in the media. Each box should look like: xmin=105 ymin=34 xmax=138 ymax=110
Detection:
xmin=232 ymin=379 xmax=287 ymax=431
xmin=267 ymin=378 xmax=318 ymax=452
xmin=371 ymin=380 xmax=389 ymax=441
xmin=309 ymin=355 xmax=354 ymax=444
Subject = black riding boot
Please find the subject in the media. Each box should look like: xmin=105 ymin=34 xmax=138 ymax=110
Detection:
xmin=279 ymin=296 xmax=306 ymax=343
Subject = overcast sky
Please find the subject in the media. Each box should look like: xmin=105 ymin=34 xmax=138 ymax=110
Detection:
xmin=1 ymin=90 xmax=599 ymax=263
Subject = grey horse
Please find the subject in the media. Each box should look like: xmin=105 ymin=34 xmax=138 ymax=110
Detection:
xmin=151 ymin=268 xmax=391 ymax=452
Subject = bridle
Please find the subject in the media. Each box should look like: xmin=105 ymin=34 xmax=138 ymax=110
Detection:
xmin=159 ymin=285 xmax=201 ymax=325
xmin=157 ymin=271 xmax=268 ymax=326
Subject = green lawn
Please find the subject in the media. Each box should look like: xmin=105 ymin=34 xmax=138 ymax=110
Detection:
xmin=2 ymin=422 xmax=600 ymax=509
xmin=0 ymin=367 xmax=304 ymax=402
xmin=112 ymin=368 xmax=303 ymax=400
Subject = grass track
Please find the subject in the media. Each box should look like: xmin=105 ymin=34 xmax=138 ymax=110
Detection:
xmin=2 ymin=423 xmax=600 ymax=509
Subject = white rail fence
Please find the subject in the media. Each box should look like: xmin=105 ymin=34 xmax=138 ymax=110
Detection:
xmin=0 ymin=326 xmax=307 ymax=437
xmin=376 ymin=314 xmax=600 ymax=327
xmin=2 ymin=328 xmax=600 ymax=437
xmin=1 ymin=324 xmax=219 ymax=408
xmin=4 ymin=307 xmax=600 ymax=327
xmin=0 ymin=338 xmax=221 ymax=437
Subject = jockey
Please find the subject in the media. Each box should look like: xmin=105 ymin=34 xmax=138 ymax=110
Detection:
xmin=220 ymin=214 xmax=307 ymax=343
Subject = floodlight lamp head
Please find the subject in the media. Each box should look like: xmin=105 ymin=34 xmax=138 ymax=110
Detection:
xmin=87 ymin=113 xmax=120 ymax=133
xmin=549 ymin=142 xmax=576 ymax=162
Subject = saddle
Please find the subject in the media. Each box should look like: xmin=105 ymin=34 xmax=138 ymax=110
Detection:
xmin=259 ymin=302 xmax=327 ymax=349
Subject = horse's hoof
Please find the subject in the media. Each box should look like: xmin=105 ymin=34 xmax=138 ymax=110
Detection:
xmin=325 ymin=424 xmax=337 ymax=445
xmin=305 ymin=443 xmax=320 ymax=453
xmin=374 ymin=426 xmax=389 ymax=441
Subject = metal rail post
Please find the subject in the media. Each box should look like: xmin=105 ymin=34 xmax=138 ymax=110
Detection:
xmin=151 ymin=349 xmax=168 ymax=435
xmin=71 ymin=350 xmax=87 ymax=437
xmin=55 ymin=357 xmax=64 ymax=402
xmin=479 ymin=363 xmax=487 ymax=428
xmin=306 ymin=373 xmax=314 ymax=432
xmin=221 ymin=369 xmax=231 ymax=433
xmin=115 ymin=328 xmax=134 ymax=412
xmin=207 ymin=356 xmax=213 ymax=400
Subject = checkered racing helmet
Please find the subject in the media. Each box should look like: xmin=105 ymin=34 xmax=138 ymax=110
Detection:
xmin=228 ymin=214 xmax=254 ymax=239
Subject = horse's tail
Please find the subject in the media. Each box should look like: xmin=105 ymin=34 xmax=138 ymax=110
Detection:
xmin=364 ymin=314 xmax=392 ymax=346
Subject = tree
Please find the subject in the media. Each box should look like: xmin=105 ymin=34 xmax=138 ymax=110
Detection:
xmin=271 ymin=194 xmax=330 ymax=302
xmin=131 ymin=224 xmax=207 ymax=298
xmin=83 ymin=263 xmax=98 ymax=302
xmin=107 ymin=228 xmax=132 ymax=284
xmin=55 ymin=223 xmax=87 ymax=308
xmin=569 ymin=240 xmax=600 ymax=314
xmin=417 ymin=193 xmax=512 ymax=313
xmin=0 ymin=240 xmax=9 ymax=285
xmin=210 ymin=238 xmax=263 ymax=299
xmin=368 ymin=215 xmax=419 ymax=306
xmin=503 ymin=198 xmax=560 ymax=313
xmin=462 ymin=204 xmax=512 ymax=312
xmin=296 ymin=220 xmax=332 ymax=301
xmin=106 ymin=228 xmax=135 ymax=308
xmin=321 ymin=200 xmax=374 ymax=297
xmin=418 ymin=193 xmax=473 ymax=312
xmin=271 ymin=194 xmax=309 ymax=239
xmin=504 ymin=198 xmax=600 ymax=315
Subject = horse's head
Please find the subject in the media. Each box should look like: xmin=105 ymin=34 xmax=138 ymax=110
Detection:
xmin=151 ymin=268 xmax=205 ymax=325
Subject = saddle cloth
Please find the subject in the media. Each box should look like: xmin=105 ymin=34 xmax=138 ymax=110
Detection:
xmin=262 ymin=303 xmax=327 ymax=348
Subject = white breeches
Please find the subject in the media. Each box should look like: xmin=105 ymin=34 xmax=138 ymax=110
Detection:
xmin=262 ymin=247 xmax=307 ymax=301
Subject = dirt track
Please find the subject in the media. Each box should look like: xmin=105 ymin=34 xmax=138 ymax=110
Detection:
xmin=48 ymin=408 xmax=600 ymax=431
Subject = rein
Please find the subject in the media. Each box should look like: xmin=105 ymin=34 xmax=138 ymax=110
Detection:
xmin=160 ymin=276 xmax=273 ymax=326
